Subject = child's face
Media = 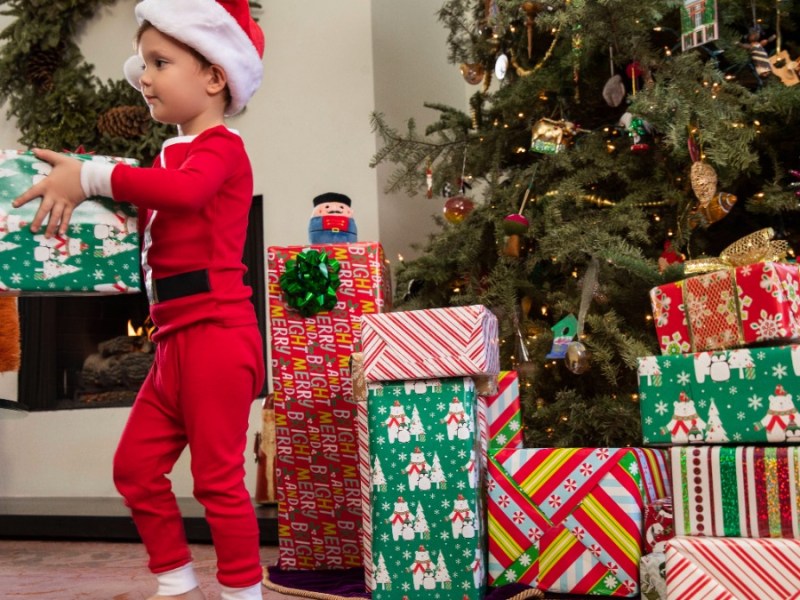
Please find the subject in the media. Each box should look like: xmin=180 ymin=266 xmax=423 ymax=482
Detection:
xmin=136 ymin=27 xmax=224 ymax=134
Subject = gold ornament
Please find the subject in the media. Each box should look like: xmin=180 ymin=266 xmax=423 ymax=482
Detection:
xmin=688 ymin=192 xmax=738 ymax=229
xmin=460 ymin=62 xmax=485 ymax=85
xmin=565 ymin=341 xmax=590 ymax=374
xmin=690 ymin=160 xmax=717 ymax=206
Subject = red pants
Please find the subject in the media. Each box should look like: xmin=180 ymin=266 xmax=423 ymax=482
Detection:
xmin=113 ymin=322 xmax=265 ymax=588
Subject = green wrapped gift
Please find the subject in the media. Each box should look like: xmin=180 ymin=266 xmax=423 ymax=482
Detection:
xmin=0 ymin=150 xmax=140 ymax=295
xmin=365 ymin=377 xmax=486 ymax=599
xmin=637 ymin=345 xmax=800 ymax=445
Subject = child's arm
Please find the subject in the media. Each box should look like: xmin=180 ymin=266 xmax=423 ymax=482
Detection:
xmin=12 ymin=149 xmax=86 ymax=238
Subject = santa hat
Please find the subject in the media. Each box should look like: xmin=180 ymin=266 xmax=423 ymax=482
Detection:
xmin=123 ymin=0 xmax=265 ymax=116
xmin=313 ymin=192 xmax=351 ymax=207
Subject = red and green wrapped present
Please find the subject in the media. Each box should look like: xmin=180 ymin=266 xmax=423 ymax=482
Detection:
xmin=665 ymin=537 xmax=800 ymax=599
xmin=481 ymin=370 xmax=523 ymax=451
xmin=488 ymin=447 xmax=669 ymax=597
xmin=267 ymin=242 xmax=390 ymax=570
xmin=363 ymin=377 xmax=487 ymax=599
xmin=361 ymin=305 xmax=499 ymax=388
xmin=671 ymin=446 xmax=800 ymax=538
xmin=0 ymin=150 xmax=140 ymax=295
xmin=643 ymin=497 xmax=673 ymax=555
xmin=637 ymin=345 xmax=800 ymax=445
xmin=650 ymin=261 xmax=800 ymax=355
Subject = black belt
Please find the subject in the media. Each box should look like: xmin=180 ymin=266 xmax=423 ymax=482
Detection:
xmin=152 ymin=269 xmax=210 ymax=303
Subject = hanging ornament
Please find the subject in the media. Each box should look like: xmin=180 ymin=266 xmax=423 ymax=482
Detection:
xmin=460 ymin=62 xmax=485 ymax=85
xmin=426 ymin=161 xmax=433 ymax=199
xmin=521 ymin=2 xmax=541 ymax=59
xmin=690 ymin=160 xmax=718 ymax=206
xmin=618 ymin=112 xmax=652 ymax=154
xmin=512 ymin=304 xmax=536 ymax=378
xmin=563 ymin=258 xmax=599 ymax=374
xmin=502 ymin=168 xmax=535 ymax=257
xmin=494 ymin=53 xmax=509 ymax=80
xmin=565 ymin=341 xmax=590 ymax=374
xmin=768 ymin=2 xmax=799 ymax=85
xmin=571 ymin=25 xmax=583 ymax=103
xmin=545 ymin=314 xmax=578 ymax=359
xmin=602 ymin=45 xmax=625 ymax=107
xmin=444 ymin=146 xmax=474 ymax=224
xmin=688 ymin=192 xmax=738 ymax=229
xmin=530 ymin=118 xmax=576 ymax=154
xmin=679 ymin=0 xmax=719 ymax=51
xmin=626 ymin=61 xmax=643 ymax=95
xmin=443 ymin=196 xmax=475 ymax=224
xmin=658 ymin=240 xmax=685 ymax=272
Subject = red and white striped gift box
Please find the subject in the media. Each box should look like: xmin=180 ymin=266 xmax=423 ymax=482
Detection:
xmin=361 ymin=305 xmax=499 ymax=382
xmin=665 ymin=537 xmax=800 ymax=600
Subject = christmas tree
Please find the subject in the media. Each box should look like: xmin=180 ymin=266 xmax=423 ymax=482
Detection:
xmin=371 ymin=0 xmax=800 ymax=446
xmin=704 ymin=398 xmax=730 ymax=442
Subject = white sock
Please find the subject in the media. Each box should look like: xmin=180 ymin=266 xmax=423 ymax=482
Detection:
xmin=220 ymin=582 xmax=262 ymax=600
xmin=156 ymin=563 xmax=199 ymax=596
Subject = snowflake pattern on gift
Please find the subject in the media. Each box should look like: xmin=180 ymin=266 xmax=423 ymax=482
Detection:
xmin=662 ymin=332 xmax=691 ymax=355
xmin=685 ymin=291 xmax=713 ymax=330
xmin=751 ymin=309 xmax=787 ymax=341
xmin=651 ymin=288 xmax=672 ymax=328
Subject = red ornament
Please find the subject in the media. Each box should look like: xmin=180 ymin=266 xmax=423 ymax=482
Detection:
xmin=658 ymin=240 xmax=684 ymax=272
xmin=443 ymin=196 xmax=475 ymax=224
xmin=502 ymin=213 xmax=530 ymax=234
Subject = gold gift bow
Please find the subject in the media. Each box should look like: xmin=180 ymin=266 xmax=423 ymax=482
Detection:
xmin=683 ymin=228 xmax=790 ymax=275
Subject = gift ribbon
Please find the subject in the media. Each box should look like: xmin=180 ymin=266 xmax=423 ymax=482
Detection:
xmin=279 ymin=248 xmax=341 ymax=317
xmin=684 ymin=227 xmax=789 ymax=275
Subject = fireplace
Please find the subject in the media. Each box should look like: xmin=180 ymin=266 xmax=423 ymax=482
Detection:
xmin=17 ymin=195 xmax=267 ymax=411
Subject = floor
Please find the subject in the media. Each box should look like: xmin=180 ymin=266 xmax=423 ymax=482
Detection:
xmin=0 ymin=540 xmax=299 ymax=600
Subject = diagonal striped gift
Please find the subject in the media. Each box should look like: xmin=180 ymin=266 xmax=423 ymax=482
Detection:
xmin=665 ymin=537 xmax=800 ymax=599
xmin=481 ymin=370 xmax=523 ymax=450
xmin=361 ymin=305 xmax=499 ymax=382
xmin=488 ymin=447 xmax=669 ymax=597
xmin=671 ymin=446 xmax=800 ymax=538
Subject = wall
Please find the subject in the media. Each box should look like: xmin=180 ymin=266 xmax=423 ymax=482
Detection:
xmin=0 ymin=0 xmax=466 ymax=497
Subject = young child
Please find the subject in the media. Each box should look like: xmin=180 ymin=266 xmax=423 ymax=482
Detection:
xmin=13 ymin=1 xmax=266 ymax=599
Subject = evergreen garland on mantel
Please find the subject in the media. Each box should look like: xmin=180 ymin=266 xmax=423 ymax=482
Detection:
xmin=0 ymin=0 xmax=260 ymax=164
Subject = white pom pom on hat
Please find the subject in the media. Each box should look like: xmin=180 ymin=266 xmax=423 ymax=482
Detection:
xmin=123 ymin=0 xmax=265 ymax=117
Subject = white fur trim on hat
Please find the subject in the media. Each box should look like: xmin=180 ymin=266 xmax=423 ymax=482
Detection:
xmin=125 ymin=0 xmax=263 ymax=116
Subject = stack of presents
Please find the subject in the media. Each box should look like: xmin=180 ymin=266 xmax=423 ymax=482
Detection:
xmin=267 ymin=236 xmax=698 ymax=599
xmin=638 ymin=229 xmax=800 ymax=599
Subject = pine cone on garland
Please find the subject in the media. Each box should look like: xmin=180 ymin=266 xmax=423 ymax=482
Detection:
xmin=24 ymin=47 xmax=63 ymax=92
xmin=97 ymin=105 xmax=151 ymax=139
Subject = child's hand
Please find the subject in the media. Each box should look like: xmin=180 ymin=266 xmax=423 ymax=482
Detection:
xmin=12 ymin=149 xmax=86 ymax=238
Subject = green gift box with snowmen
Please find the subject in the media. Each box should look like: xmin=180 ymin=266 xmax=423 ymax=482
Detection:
xmin=365 ymin=376 xmax=486 ymax=599
xmin=0 ymin=150 xmax=140 ymax=295
xmin=637 ymin=344 xmax=800 ymax=445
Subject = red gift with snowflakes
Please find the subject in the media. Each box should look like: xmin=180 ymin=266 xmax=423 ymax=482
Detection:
xmin=650 ymin=261 xmax=800 ymax=355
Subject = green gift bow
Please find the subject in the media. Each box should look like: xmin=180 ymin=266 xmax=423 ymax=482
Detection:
xmin=279 ymin=248 xmax=341 ymax=317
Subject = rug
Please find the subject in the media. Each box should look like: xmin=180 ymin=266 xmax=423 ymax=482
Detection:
xmin=262 ymin=566 xmax=552 ymax=599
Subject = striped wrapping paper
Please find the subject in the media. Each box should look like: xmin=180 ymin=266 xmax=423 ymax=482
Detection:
xmin=481 ymin=371 xmax=523 ymax=450
xmin=488 ymin=447 xmax=669 ymax=597
xmin=361 ymin=305 xmax=499 ymax=382
xmin=665 ymin=537 xmax=800 ymax=600
xmin=671 ymin=446 xmax=800 ymax=538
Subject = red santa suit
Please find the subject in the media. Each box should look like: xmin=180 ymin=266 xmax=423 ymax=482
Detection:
xmin=87 ymin=125 xmax=265 ymax=589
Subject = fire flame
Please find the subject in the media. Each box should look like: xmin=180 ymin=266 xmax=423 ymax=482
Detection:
xmin=127 ymin=320 xmax=143 ymax=337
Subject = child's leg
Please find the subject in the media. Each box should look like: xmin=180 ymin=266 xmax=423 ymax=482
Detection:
xmin=113 ymin=338 xmax=194 ymax=585
xmin=180 ymin=322 xmax=265 ymax=590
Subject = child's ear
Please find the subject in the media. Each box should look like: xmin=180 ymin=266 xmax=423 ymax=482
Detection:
xmin=206 ymin=65 xmax=227 ymax=96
